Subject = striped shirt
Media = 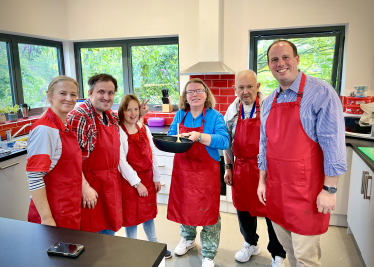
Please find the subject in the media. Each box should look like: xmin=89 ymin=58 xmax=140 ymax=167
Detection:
xmin=258 ymin=71 xmax=347 ymax=177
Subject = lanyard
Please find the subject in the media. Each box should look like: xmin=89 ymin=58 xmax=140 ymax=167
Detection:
xmin=241 ymin=101 xmax=256 ymax=119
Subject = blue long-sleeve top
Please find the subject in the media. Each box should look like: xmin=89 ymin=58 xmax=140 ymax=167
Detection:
xmin=258 ymin=71 xmax=347 ymax=177
xmin=168 ymin=108 xmax=229 ymax=161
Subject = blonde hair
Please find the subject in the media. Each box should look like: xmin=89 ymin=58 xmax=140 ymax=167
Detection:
xmin=46 ymin=75 xmax=79 ymax=102
xmin=179 ymin=78 xmax=216 ymax=110
xmin=118 ymin=94 xmax=141 ymax=125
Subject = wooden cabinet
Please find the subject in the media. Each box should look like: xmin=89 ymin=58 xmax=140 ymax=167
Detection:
xmin=0 ymin=154 xmax=30 ymax=221
xmin=347 ymin=151 xmax=374 ymax=267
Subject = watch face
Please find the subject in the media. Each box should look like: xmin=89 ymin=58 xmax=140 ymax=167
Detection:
xmin=329 ymin=187 xmax=337 ymax=194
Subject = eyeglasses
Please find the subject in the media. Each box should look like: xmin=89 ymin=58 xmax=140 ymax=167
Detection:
xmin=186 ymin=89 xmax=206 ymax=95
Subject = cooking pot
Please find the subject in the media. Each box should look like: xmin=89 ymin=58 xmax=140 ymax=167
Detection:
xmin=152 ymin=135 xmax=193 ymax=153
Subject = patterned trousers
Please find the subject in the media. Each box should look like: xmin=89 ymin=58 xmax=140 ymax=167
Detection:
xmin=180 ymin=215 xmax=221 ymax=260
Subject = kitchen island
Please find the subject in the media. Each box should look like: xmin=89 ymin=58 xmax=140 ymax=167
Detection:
xmin=0 ymin=217 xmax=166 ymax=267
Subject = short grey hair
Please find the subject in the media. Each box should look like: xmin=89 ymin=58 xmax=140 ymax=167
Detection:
xmin=235 ymin=70 xmax=257 ymax=85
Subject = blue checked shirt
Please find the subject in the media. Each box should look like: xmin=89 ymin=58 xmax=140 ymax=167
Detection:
xmin=258 ymin=71 xmax=347 ymax=177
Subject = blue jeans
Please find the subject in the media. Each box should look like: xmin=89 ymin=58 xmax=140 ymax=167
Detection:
xmin=125 ymin=219 xmax=157 ymax=242
xmin=97 ymin=229 xmax=116 ymax=236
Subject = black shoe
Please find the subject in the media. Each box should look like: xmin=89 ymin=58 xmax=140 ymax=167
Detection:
xmin=165 ymin=249 xmax=172 ymax=259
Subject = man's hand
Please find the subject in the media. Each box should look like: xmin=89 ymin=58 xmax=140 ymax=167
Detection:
xmin=82 ymin=184 xmax=98 ymax=209
xmin=316 ymin=189 xmax=336 ymax=214
xmin=140 ymin=99 xmax=150 ymax=117
xmin=224 ymin=169 xmax=233 ymax=186
xmin=41 ymin=216 xmax=56 ymax=227
xmin=257 ymin=170 xmax=268 ymax=206
xmin=154 ymin=182 xmax=161 ymax=193
xmin=257 ymin=181 xmax=267 ymax=206
xmin=137 ymin=183 xmax=148 ymax=197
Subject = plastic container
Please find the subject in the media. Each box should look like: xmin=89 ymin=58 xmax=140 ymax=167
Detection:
xmin=345 ymin=104 xmax=364 ymax=114
xmin=345 ymin=96 xmax=373 ymax=105
xmin=147 ymin=117 xmax=165 ymax=127
xmin=354 ymin=86 xmax=368 ymax=97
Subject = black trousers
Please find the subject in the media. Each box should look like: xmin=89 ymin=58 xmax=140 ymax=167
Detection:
xmin=237 ymin=210 xmax=286 ymax=259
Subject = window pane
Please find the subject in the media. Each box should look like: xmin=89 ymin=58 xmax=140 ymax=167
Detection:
xmin=18 ymin=43 xmax=60 ymax=108
xmin=0 ymin=41 xmax=13 ymax=107
xmin=80 ymin=47 xmax=123 ymax=103
xmin=132 ymin=44 xmax=179 ymax=105
xmin=257 ymin=37 xmax=336 ymax=96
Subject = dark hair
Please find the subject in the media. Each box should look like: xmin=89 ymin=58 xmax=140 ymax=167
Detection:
xmin=118 ymin=94 xmax=141 ymax=124
xmin=267 ymin=40 xmax=298 ymax=63
xmin=179 ymin=78 xmax=216 ymax=110
xmin=88 ymin=73 xmax=118 ymax=92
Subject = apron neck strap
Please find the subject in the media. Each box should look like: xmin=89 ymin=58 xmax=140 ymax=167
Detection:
xmin=181 ymin=107 xmax=206 ymax=125
xmin=239 ymin=96 xmax=259 ymax=120
xmin=120 ymin=123 xmax=142 ymax=139
xmin=273 ymin=72 xmax=307 ymax=105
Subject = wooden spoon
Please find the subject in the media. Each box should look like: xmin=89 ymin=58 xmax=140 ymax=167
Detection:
xmin=177 ymin=123 xmax=181 ymax=143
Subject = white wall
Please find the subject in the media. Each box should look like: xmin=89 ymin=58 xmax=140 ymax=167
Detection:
xmin=223 ymin=0 xmax=374 ymax=96
xmin=0 ymin=0 xmax=373 ymax=96
xmin=0 ymin=0 xmax=69 ymax=40
xmin=66 ymin=0 xmax=200 ymax=88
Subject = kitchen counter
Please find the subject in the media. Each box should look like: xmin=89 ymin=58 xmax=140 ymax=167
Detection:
xmin=345 ymin=136 xmax=374 ymax=172
xmin=0 ymin=217 xmax=166 ymax=267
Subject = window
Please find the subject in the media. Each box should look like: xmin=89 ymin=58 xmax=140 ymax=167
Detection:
xmin=0 ymin=41 xmax=13 ymax=107
xmin=0 ymin=33 xmax=64 ymax=114
xmin=74 ymin=38 xmax=179 ymax=108
xmin=249 ymin=26 xmax=345 ymax=95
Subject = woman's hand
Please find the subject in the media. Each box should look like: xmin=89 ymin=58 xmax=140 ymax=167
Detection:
xmin=82 ymin=184 xmax=98 ymax=209
xmin=41 ymin=216 xmax=56 ymax=227
xmin=181 ymin=131 xmax=200 ymax=142
xmin=140 ymin=99 xmax=150 ymax=117
xmin=137 ymin=183 xmax=148 ymax=197
xmin=154 ymin=182 xmax=161 ymax=193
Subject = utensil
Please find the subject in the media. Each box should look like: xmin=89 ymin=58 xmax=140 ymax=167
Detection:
xmin=152 ymin=136 xmax=193 ymax=153
xmin=177 ymin=123 xmax=181 ymax=143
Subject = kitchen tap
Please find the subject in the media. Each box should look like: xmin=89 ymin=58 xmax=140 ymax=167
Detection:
xmin=6 ymin=123 xmax=32 ymax=141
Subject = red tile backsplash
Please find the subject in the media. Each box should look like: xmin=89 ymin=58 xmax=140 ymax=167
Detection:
xmin=212 ymin=80 xmax=228 ymax=88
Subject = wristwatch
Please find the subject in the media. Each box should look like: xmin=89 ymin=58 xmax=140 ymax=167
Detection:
xmin=224 ymin=164 xmax=233 ymax=170
xmin=323 ymin=185 xmax=337 ymax=194
xmin=134 ymin=183 xmax=140 ymax=189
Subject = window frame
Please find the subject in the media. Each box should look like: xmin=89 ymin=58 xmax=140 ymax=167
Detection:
xmin=74 ymin=37 xmax=179 ymax=111
xmin=0 ymin=33 xmax=65 ymax=116
xmin=249 ymin=26 xmax=345 ymax=95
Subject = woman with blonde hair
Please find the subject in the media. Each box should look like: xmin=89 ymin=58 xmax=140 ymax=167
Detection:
xmin=167 ymin=78 xmax=229 ymax=267
xmin=27 ymin=75 xmax=82 ymax=230
xmin=118 ymin=94 xmax=171 ymax=258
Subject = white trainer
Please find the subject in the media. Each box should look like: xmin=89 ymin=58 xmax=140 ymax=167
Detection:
xmin=234 ymin=242 xmax=260 ymax=262
xmin=174 ymin=237 xmax=196 ymax=256
xmin=202 ymin=257 xmax=215 ymax=267
xmin=271 ymin=256 xmax=285 ymax=267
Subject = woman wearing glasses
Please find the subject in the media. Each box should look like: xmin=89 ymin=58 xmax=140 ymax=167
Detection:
xmin=167 ymin=78 xmax=229 ymax=267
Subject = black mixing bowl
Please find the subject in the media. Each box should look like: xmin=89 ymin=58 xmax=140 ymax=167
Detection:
xmin=152 ymin=135 xmax=194 ymax=153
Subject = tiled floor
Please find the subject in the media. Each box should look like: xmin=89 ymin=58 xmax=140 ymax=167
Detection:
xmin=115 ymin=204 xmax=364 ymax=267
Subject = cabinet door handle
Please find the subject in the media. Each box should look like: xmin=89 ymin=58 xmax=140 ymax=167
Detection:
xmin=363 ymin=174 xmax=372 ymax=200
xmin=158 ymin=165 xmax=165 ymax=167
xmin=361 ymin=171 xmax=369 ymax=194
xmin=0 ymin=162 xmax=19 ymax=170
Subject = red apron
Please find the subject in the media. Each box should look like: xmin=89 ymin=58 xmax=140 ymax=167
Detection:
xmin=80 ymin=115 xmax=122 ymax=233
xmin=28 ymin=109 xmax=82 ymax=230
xmin=232 ymin=97 xmax=266 ymax=217
xmin=266 ymin=73 xmax=329 ymax=235
xmin=120 ymin=124 xmax=157 ymax=227
xmin=167 ymin=108 xmax=221 ymax=226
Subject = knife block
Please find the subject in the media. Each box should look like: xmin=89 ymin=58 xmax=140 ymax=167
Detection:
xmin=162 ymin=97 xmax=173 ymax=112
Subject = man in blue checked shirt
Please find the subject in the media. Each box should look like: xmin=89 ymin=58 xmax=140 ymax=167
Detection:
xmin=257 ymin=40 xmax=347 ymax=267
